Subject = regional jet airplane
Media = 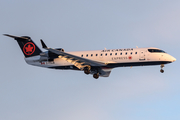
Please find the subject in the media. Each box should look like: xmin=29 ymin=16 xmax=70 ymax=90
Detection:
xmin=4 ymin=34 xmax=176 ymax=79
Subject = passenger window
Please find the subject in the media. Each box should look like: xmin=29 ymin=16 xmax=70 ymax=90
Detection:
xmin=81 ymin=55 xmax=83 ymax=57
xmin=125 ymin=52 xmax=127 ymax=55
xmin=115 ymin=53 xmax=117 ymax=55
xmin=96 ymin=54 xmax=98 ymax=56
xmin=86 ymin=54 xmax=88 ymax=57
xmin=105 ymin=53 xmax=107 ymax=56
xmin=135 ymin=52 xmax=137 ymax=54
xmin=120 ymin=53 xmax=122 ymax=55
xmin=131 ymin=52 xmax=132 ymax=55
xmin=91 ymin=54 xmax=93 ymax=57
xmin=110 ymin=53 xmax=112 ymax=56
xmin=101 ymin=54 xmax=103 ymax=56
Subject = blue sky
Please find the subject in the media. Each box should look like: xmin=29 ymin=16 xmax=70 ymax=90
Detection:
xmin=0 ymin=0 xmax=180 ymax=120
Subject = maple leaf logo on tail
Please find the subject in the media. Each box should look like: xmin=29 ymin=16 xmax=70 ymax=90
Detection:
xmin=25 ymin=45 xmax=33 ymax=52
xmin=23 ymin=42 xmax=35 ymax=55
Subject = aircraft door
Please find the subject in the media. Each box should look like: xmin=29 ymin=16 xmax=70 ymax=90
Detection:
xmin=139 ymin=51 xmax=146 ymax=60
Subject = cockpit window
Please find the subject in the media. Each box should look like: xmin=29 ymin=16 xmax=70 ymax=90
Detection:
xmin=148 ymin=49 xmax=166 ymax=53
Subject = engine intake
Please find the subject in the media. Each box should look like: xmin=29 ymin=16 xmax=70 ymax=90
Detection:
xmin=55 ymin=48 xmax=64 ymax=52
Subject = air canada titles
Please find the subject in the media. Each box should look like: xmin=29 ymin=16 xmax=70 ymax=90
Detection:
xmin=101 ymin=48 xmax=133 ymax=52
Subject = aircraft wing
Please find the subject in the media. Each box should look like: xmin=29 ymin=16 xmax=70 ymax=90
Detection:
xmin=40 ymin=40 xmax=106 ymax=70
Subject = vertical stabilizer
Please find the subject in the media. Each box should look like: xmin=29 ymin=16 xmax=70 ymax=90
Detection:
xmin=4 ymin=34 xmax=42 ymax=58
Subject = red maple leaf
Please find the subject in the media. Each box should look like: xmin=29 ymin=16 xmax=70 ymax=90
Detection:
xmin=129 ymin=56 xmax=132 ymax=60
xmin=25 ymin=44 xmax=33 ymax=52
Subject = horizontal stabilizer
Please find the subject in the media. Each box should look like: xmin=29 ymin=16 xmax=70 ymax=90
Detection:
xmin=3 ymin=34 xmax=29 ymax=40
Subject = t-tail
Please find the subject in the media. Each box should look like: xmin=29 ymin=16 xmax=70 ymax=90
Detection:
xmin=4 ymin=34 xmax=42 ymax=57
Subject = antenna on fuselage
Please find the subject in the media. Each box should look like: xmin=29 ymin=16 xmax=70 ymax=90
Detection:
xmin=136 ymin=46 xmax=138 ymax=48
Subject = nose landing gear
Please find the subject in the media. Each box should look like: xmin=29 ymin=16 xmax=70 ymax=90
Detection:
xmin=160 ymin=64 xmax=164 ymax=73
xmin=160 ymin=69 xmax=164 ymax=73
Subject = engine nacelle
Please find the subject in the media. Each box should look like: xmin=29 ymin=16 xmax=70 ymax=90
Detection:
xmin=39 ymin=51 xmax=49 ymax=61
xmin=39 ymin=48 xmax=64 ymax=61
xmin=55 ymin=48 xmax=65 ymax=52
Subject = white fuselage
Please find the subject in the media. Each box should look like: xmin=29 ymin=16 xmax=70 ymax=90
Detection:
xmin=25 ymin=47 xmax=176 ymax=69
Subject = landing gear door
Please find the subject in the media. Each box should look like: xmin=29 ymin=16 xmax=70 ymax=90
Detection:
xmin=139 ymin=51 xmax=146 ymax=60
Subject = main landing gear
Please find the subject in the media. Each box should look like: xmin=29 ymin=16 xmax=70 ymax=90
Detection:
xmin=160 ymin=64 xmax=164 ymax=73
xmin=93 ymin=73 xmax=99 ymax=79
xmin=84 ymin=67 xmax=100 ymax=79
xmin=84 ymin=69 xmax=90 ymax=75
xmin=84 ymin=67 xmax=90 ymax=75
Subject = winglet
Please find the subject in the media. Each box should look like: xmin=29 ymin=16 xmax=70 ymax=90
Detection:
xmin=40 ymin=39 xmax=48 ymax=49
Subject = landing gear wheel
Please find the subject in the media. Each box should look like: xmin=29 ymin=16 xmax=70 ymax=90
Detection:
xmin=93 ymin=73 xmax=99 ymax=79
xmin=160 ymin=69 xmax=164 ymax=73
xmin=84 ymin=66 xmax=91 ymax=75
xmin=84 ymin=69 xmax=90 ymax=75
xmin=160 ymin=64 xmax=165 ymax=73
